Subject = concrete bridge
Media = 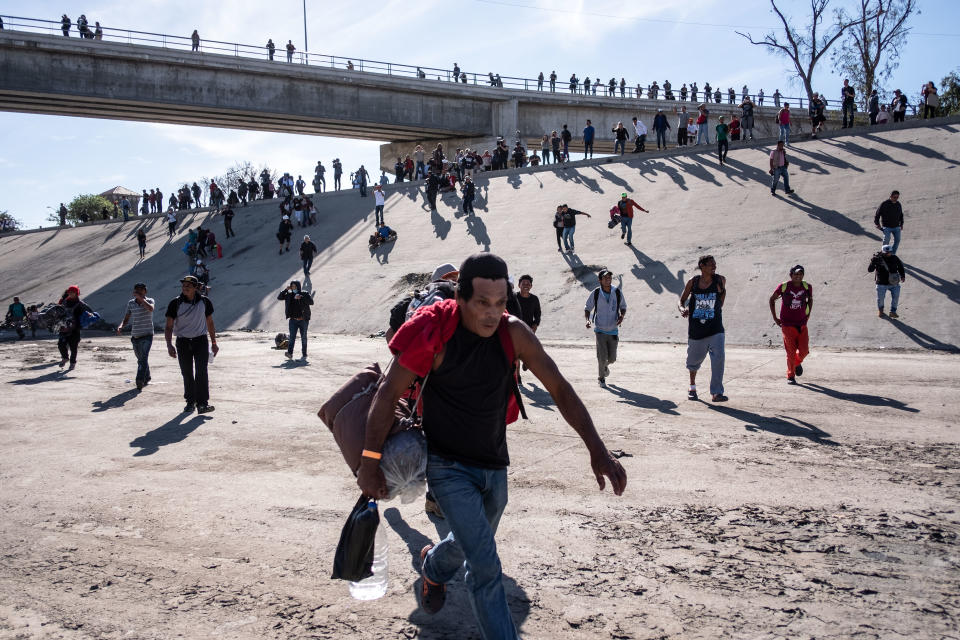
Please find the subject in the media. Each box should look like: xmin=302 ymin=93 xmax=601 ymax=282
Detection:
xmin=0 ymin=30 xmax=825 ymax=170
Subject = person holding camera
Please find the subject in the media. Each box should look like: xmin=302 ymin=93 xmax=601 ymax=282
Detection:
xmin=277 ymin=281 xmax=313 ymax=360
xmin=869 ymin=245 xmax=905 ymax=318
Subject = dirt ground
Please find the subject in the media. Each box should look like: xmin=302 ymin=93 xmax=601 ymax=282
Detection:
xmin=0 ymin=332 xmax=957 ymax=639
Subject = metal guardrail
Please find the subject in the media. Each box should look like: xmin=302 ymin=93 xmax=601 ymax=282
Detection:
xmin=1 ymin=13 xmax=846 ymax=110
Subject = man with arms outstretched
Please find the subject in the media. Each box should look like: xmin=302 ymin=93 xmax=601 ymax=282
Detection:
xmin=358 ymin=253 xmax=627 ymax=640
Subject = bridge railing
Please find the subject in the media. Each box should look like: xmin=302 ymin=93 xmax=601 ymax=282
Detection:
xmin=1 ymin=13 xmax=894 ymax=112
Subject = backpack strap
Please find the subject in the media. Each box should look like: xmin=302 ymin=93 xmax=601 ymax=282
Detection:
xmin=497 ymin=319 xmax=527 ymax=421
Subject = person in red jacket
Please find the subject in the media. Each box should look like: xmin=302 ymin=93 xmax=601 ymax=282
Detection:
xmin=615 ymin=193 xmax=650 ymax=246
xmin=769 ymin=265 xmax=813 ymax=384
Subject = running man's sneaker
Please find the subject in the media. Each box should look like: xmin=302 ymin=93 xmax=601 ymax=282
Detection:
xmin=878 ymin=309 xmax=886 ymax=317
xmin=794 ymin=363 xmax=803 ymax=377
xmin=418 ymin=545 xmax=447 ymax=614
xmin=711 ymin=394 xmax=728 ymax=402
xmin=787 ymin=376 xmax=797 ymax=385
xmin=888 ymin=311 xmax=899 ymax=319
xmin=183 ymin=402 xmax=195 ymax=413
xmin=687 ymin=388 xmax=698 ymax=400
xmin=197 ymin=403 xmax=215 ymax=414
xmin=598 ymin=377 xmax=606 ymax=386
xmin=59 ymin=359 xmax=68 ymax=368
xmin=785 ymin=189 xmax=795 ymax=194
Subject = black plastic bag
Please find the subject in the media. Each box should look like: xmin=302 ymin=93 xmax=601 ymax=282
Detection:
xmin=331 ymin=494 xmax=379 ymax=581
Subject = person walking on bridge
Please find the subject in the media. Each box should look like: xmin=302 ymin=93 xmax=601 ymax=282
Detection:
xmin=266 ymin=39 xmax=275 ymax=60
xmin=191 ymin=30 xmax=200 ymax=52
xmin=286 ymin=40 xmax=295 ymax=63
xmin=61 ymin=15 xmax=71 ymax=36
xmin=549 ymin=70 xmax=557 ymax=92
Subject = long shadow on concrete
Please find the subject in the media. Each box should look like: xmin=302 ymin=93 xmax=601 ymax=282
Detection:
xmin=628 ymin=245 xmax=686 ymax=296
xmin=519 ymin=380 xmax=555 ymax=412
xmin=860 ymin=130 xmax=960 ymax=166
xmin=799 ymin=383 xmax=921 ymax=411
xmin=129 ymin=414 xmax=211 ymax=456
xmin=789 ymin=146 xmax=862 ymax=174
xmin=430 ymin=209 xmax=451 ymax=240
xmin=604 ymin=384 xmax=679 ymax=415
xmin=592 ymin=165 xmax=631 ymax=193
xmin=636 ymin=160 xmax=688 ymax=190
xmin=821 ymin=138 xmax=908 ymax=167
xmin=464 ymin=214 xmax=491 ymax=251
xmin=9 ymin=370 xmax=69 ymax=385
xmin=708 ymin=405 xmax=839 ymax=445
xmin=779 ymin=194 xmax=882 ymax=240
xmin=905 ymin=263 xmax=960 ymax=306
xmin=556 ymin=167 xmax=602 ymax=193
xmin=92 ymin=388 xmax=140 ymax=412
xmin=382 ymin=507 xmax=531 ymax=639
xmin=886 ymin=318 xmax=960 ymax=352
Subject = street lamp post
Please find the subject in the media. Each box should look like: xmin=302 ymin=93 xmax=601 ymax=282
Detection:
xmin=302 ymin=0 xmax=308 ymax=63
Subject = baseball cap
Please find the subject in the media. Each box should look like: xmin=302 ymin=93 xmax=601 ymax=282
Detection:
xmin=66 ymin=285 xmax=80 ymax=296
xmin=790 ymin=264 xmax=805 ymax=275
xmin=133 ymin=282 xmax=147 ymax=290
xmin=431 ymin=263 xmax=459 ymax=282
xmin=881 ymin=244 xmax=893 ymax=253
xmin=597 ymin=268 xmax=613 ymax=279
xmin=458 ymin=253 xmax=509 ymax=286
xmin=180 ymin=275 xmax=200 ymax=286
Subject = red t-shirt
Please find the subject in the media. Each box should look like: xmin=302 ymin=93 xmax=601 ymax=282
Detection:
xmin=773 ymin=281 xmax=812 ymax=327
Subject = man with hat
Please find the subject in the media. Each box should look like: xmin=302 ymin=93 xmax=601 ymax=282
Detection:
xmin=768 ymin=266 xmax=813 ymax=384
xmin=165 ymin=275 xmax=217 ymax=413
xmin=869 ymin=245 xmax=905 ymax=318
xmin=359 ymin=253 xmax=627 ymax=637
xmin=585 ymin=269 xmax=627 ymax=385
xmin=117 ymin=283 xmax=155 ymax=390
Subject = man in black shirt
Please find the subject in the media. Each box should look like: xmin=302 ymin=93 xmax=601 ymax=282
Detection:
xmin=516 ymin=274 xmax=541 ymax=333
xmin=873 ymin=190 xmax=904 ymax=254
xmin=358 ymin=253 xmax=626 ymax=638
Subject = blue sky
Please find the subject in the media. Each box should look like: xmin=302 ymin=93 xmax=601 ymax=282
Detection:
xmin=2 ymin=0 xmax=958 ymax=228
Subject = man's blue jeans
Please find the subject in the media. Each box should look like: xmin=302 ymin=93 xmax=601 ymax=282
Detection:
xmin=302 ymin=256 xmax=313 ymax=275
xmin=614 ymin=139 xmax=625 ymax=155
xmin=778 ymin=124 xmax=790 ymax=145
xmin=655 ymin=129 xmax=667 ymax=149
xmin=422 ymin=454 xmax=520 ymax=640
xmin=770 ymin=167 xmax=791 ymax=193
xmin=696 ymin=124 xmax=710 ymax=145
xmin=131 ymin=335 xmax=152 ymax=384
xmin=620 ymin=216 xmax=633 ymax=243
xmin=877 ymin=284 xmax=901 ymax=312
xmin=881 ymin=226 xmax=902 ymax=253
xmin=287 ymin=318 xmax=308 ymax=357
xmin=562 ymin=226 xmax=576 ymax=250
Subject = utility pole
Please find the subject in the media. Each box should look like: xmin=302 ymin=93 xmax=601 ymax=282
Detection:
xmin=302 ymin=0 xmax=308 ymax=61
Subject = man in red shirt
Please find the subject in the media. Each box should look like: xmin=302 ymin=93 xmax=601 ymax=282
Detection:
xmin=616 ymin=193 xmax=650 ymax=246
xmin=769 ymin=265 xmax=813 ymax=384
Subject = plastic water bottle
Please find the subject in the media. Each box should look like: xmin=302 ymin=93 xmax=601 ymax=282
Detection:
xmin=348 ymin=514 xmax=388 ymax=600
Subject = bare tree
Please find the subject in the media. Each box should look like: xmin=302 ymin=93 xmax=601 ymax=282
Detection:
xmin=738 ymin=0 xmax=883 ymax=105
xmin=831 ymin=0 xmax=917 ymax=106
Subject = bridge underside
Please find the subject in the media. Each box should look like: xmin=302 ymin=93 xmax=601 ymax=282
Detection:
xmin=0 ymin=90 xmax=459 ymax=141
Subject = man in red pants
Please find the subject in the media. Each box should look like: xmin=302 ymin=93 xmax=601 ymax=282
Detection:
xmin=769 ymin=265 xmax=813 ymax=384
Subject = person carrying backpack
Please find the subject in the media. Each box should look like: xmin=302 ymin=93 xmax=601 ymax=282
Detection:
xmin=357 ymin=253 xmax=626 ymax=638
xmin=584 ymin=269 xmax=627 ymax=386
xmin=277 ymin=280 xmax=313 ymax=360
xmin=57 ymin=286 xmax=94 ymax=369
xmin=869 ymin=245 xmax=905 ymax=318
xmin=769 ymin=265 xmax=813 ymax=384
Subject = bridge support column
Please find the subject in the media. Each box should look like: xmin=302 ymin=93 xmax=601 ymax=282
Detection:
xmin=492 ymin=98 xmax=519 ymax=140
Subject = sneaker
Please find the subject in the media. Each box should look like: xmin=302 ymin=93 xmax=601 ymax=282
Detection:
xmin=888 ymin=311 xmax=899 ymax=319
xmin=787 ymin=376 xmax=797 ymax=385
xmin=598 ymin=377 xmax=606 ymax=386
xmin=794 ymin=363 xmax=803 ymax=377
xmin=711 ymin=394 xmax=728 ymax=402
xmin=285 ymin=352 xmax=293 ymax=359
xmin=59 ymin=359 xmax=68 ymax=368
xmin=785 ymin=189 xmax=795 ymax=194
xmin=183 ymin=402 xmax=195 ymax=413
xmin=68 ymin=362 xmax=76 ymax=370
xmin=424 ymin=494 xmax=445 ymax=519
xmin=197 ymin=403 xmax=215 ymax=414
xmin=878 ymin=309 xmax=886 ymax=317
xmin=687 ymin=389 xmax=698 ymax=401
xmin=418 ymin=545 xmax=446 ymax=614
xmin=771 ymin=191 xmax=777 ymax=196
xmin=136 ymin=380 xmax=143 ymax=391
xmin=621 ymin=231 xmax=626 ymax=239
